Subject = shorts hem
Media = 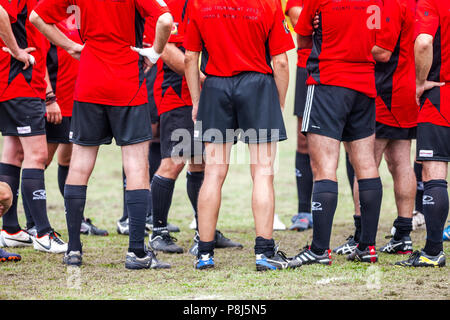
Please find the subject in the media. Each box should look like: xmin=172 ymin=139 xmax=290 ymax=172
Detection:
xmin=115 ymin=135 xmax=153 ymax=147
xmin=2 ymin=130 xmax=46 ymax=137
xmin=70 ymin=138 xmax=113 ymax=146
xmin=416 ymin=156 xmax=450 ymax=162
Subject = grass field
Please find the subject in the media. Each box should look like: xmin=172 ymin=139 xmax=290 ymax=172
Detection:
xmin=0 ymin=51 xmax=448 ymax=300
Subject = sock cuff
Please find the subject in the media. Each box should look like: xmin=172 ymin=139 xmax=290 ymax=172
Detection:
xmin=424 ymin=179 xmax=448 ymax=190
xmin=152 ymin=175 xmax=175 ymax=189
xmin=187 ymin=171 xmax=204 ymax=181
xmin=58 ymin=164 xmax=70 ymax=169
xmin=64 ymin=185 xmax=87 ymax=199
xmin=358 ymin=177 xmax=382 ymax=192
xmin=125 ymin=189 xmax=150 ymax=204
xmin=313 ymin=180 xmax=338 ymax=194
xmin=21 ymin=168 xmax=44 ymax=180
xmin=0 ymin=163 xmax=21 ymax=176
xmin=198 ymin=240 xmax=215 ymax=256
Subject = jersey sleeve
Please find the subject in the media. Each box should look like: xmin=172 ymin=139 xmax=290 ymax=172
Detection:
xmin=183 ymin=1 xmax=202 ymax=52
xmin=136 ymin=0 xmax=170 ymax=20
xmin=285 ymin=0 xmax=302 ymax=15
xmin=0 ymin=0 xmax=17 ymax=23
xmin=295 ymin=0 xmax=320 ymax=36
xmin=33 ymin=0 xmax=72 ymax=24
xmin=375 ymin=0 xmax=402 ymax=52
xmin=168 ymin=3 xmax=184 ymax=44
xmin=268 ymin=0 xmax=295 ymax=56
xmin=415 ymin=0 xmax=439 ymax=38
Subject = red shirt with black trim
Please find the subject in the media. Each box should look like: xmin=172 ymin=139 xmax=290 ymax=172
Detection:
xmin=415 ymin=0 xmax=450 ymax=127
xmin=296 ymin=0 xmax=381 ymax=98
xmin=184 ymin=0 xmax=295 ymax=77
xmin=375 ymin=0 xmax=418 ymax=128
xmin=34 ymin=0 xmax=170 ymax=107
xmin=0 ymin=0 xmax=48 ymax=102
xmin=46 ymin=16 xmax=82 ymax=117
xmin=145 ymin=0 xmax=192 ymax=116
xmin=285 ymin=0 xmax=311 ymax=68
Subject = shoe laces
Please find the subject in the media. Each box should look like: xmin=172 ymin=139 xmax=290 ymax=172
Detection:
xmin=49 ymin=230 xmax=65 ymax=245
xmin=161 ymin=232 xmax=177 ymax=244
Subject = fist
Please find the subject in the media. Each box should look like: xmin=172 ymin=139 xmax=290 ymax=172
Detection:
xmin=0 ymin=182 xmax=13 ymax=217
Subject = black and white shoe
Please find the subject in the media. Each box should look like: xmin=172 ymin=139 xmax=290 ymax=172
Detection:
xmin=63 ymin=251 xmax=82 ymax=267
xmin=125 ymin=249 xmax=171 ymax=270
xmin=188 ymin=232 xmax=200 ymax=256
xmin=145 ymin=215 xmax=180 ymax=233
xmin=215 ymin=230 xmax=243 ymax=249
xmin=380 ymin=236 xmax=413 ymax=255
xmin=80 ymin=218 xmax=108 ymax=236
xmin=293 ymin=245 xmax=332 ymax=265
xmin=256 ymin=247 xmax=302 ymax=271
xmin=395 ymin=250 xmax=445 ymax=268
xmin=149 ymin=231 xmax=184 ymax=254
xmin=117 ymin=219 xmax=148 ymax=236
xmin=333 ymin=235 xmax=358 ymax=255
xmin=347 ymin=246 xmax=378 ymax=263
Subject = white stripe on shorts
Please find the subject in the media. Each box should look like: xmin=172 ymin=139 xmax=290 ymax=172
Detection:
xmin=302 ymin=85 xmax=315 ymax=132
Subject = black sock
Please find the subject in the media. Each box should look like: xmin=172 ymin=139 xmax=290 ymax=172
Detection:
xmin=0 ymin=163 xmax=21 ymax=233
xmin=120 ymin=169 xmax=128 ymax=222
xmin=393 ymin=216 xmax=412 ymax=240
xmin=310 ymin=180 xmax=338 ymax=255
xmin=126 ymin=189 xmax=149 ymax=257
xmin=57 ymin=165 xmax=69 ymax=198
xmin=295 ymin=152 xmax=313 ymax=213
xmin=345 ymin=152 xmax=355 ymax=195
xmin=22 ymin=183 xmax=35 ymax=230
xmin=149 ymin=143 xmax=161 ymax=181
xmin=422 ymin=180 xmax=448 ymax=256
xmin=254 ymin=236 xmax=275 ymax=257
xmin=198 ymin=240 xmax=215 ymax=258
xmin=64 ymin=185 xmax=86 ymax=252
xmin=353 ymin=215 xmax=361 ymax=242
xmin=151 ymin=175 xmax=175 ymax=229
xmin=358 ymin=178 xmax=383 ymax=250
xmin=21 ymin=169 xmax=52 ymax=237
xmin=187 ymin=171 xmax=204 ymax=231
xmin=414 ymin=162 xmax=424 ymax=213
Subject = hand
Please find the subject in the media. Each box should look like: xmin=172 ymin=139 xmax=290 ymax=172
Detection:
xmin=0 ymin=182 xmax=13 ymax=218
xmin=142 ymin=56 xmax=154 ymax=73
xmin=67 ymin=43 xmax=84 ymax=60
xmin=192 ymin=103 xmax=199 ymax=123
xmin=313 ymin=11 xmax=320 ymax=30
xmin=200 ymin=72 xmax=207 ymax=87
xmin=46 ymin=101 xmax=62 ymax=124
xmin=416 ymin=80 xmax=445 ymax=106
xmin=131 ymin=46 xmax=158 ymax=73
xmin=2 ymin=47 xmax=36 ymax=70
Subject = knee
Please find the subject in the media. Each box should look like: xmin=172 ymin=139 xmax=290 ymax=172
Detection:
xmin=156 ymin=160 xmax=184 ymax=179
xmin=27 ymin=148 xmax=48 ymax=167
xmin=297 ymin=135 xmax=308 ymax=154
xmin=58 ymin=152 xmax=72 ymax=167
xmin=205 ymin=167 xmax=228 ymax=185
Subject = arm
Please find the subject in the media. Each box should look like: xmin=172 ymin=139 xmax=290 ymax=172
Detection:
xmin=298 ymin=35 xmax=312 ymax=49
xmin=29 ymin=11 xmax=83 ymax=60
xmin=0 ymin=181 xmax=12 ymax=218
xmin=371 ymin=45 xmax=392 ymax=63
xmin=272 ymin=52 xmax=289 ymax=111
xmin=0 ymin=5 xmax=35 ymax=69
xmin=161 ymin=43 xmax=185 ymax=76
xmin=184 ymin=50 xmax=200 ymax=122
xmin=414 ymin=34 xmax=444 ymax=104
xmin=287 ymin=6 xmax=302 ymax=27
xmin=44 ymin=68 xmax=62 ymax=124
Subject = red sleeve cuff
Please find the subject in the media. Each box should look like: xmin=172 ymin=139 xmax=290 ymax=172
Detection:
xmin=375 ymin=39 xmax=395 ymax=53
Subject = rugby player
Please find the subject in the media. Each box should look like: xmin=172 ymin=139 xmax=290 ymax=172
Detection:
xmin=285 ymin=0 xmax=314 ymax=232
xmin=185 ymin=0 xmax=300 ymax=271
xmin=0 ymin=0 xmax=67 ymax=254
xmin=397 ymin=0 xmax=448 ymax=267
xmin=292 ymin=0 xmax=383 ymax=265
xmin=31 ymin=0 xmax=173 ymax=269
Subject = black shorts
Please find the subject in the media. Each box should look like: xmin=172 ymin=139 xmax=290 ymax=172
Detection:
xmin=0 ymin=98 xmax=46 ymax=137
xmin=375 ymin=122 xmax=416 ymax=140
xmin=160 ymin=106 xmax=204 ymax=159
xmin=195 ymin=72 xmax=287 ymax=144
xmin=70 ymin=101 xmax=152 ymax=146
xmin=302 ymin=85 xmax=376 ymax=142
xmin=416 ymin=122 xmax=450 ymax=162
xmin=294 ymin=67 xmax=308 ymax=117
xmin=46 ymin=117 xmax=71 ymax=144
xmin=146 ymin=66 xmax=160 ymax=124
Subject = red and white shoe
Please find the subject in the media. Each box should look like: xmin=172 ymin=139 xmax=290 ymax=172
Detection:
xmin=32 ymin=230 xmax=67 ymax=254
xmin=0 ymin=229 xmax=33 ymax=248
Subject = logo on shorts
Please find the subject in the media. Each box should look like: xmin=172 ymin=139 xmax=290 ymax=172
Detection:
xmin=419 ymin=150 xmax=434 ymax=158
xmin=423 ymin=195 xmax=434 ymax=205
xmin=69 ymin=131 xmax=73 ymax=139
xmin=32 ymin=190 xmax=47 ymax=200
xmin=312 ymin=202 xmax=322 ymax=211
xmin=194 ymin=130 xmax=200 ymax=138
xmin=17 ymin=126 xmax=31 ymax=134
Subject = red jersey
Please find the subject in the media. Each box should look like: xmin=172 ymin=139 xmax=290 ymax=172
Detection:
xmin=285 ymin=0 xmax=311 ymax=68
xmin=375 ymin=0 xmax=418 ymax=128
xmin=34 ymin=0 xmax=170 ymax=107
xmin=46 ymin=16 xmax=82 ymax=117
xmin=0 ymin=0 xmax=17 ymax=22
xmin=145 ymin=0 xmax=192 ymax=115
xmin=184 ymin=0 xmax=295 ymax=77
xmin=0 ymin=0 xmax=48 ymax=102
xmin=296 ymin=0 xmax=381 ymax=98
xmin=415 ymin=0 xmax=450 ymax=127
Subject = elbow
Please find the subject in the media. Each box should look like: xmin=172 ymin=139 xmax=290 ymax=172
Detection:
xmin=29 ymin=11 xmax=40 ymax=27
xmin=272 ymin=54 xmax=289 ymax=72
xmin=184 ymin=51 xmax=198 ymax=66
xmin=415 ymin=35 xmax=433 ymax=55
xmin=157 ymin=12 xmax=174 ymax=33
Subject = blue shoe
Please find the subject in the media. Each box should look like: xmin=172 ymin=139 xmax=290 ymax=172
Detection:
xmin=195 ymin=253 xmax=214 ymax=270
xmin=0 ymin=248 xmax=21 ymax=262
xmin=289 ymin=212 xmax=313 ymax=231
xmin=444 ymin=224 xmax=450 ymax=241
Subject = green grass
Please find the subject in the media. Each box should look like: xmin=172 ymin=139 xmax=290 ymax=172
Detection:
xmin=0 ymin=51 xmax=448 ymax=300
